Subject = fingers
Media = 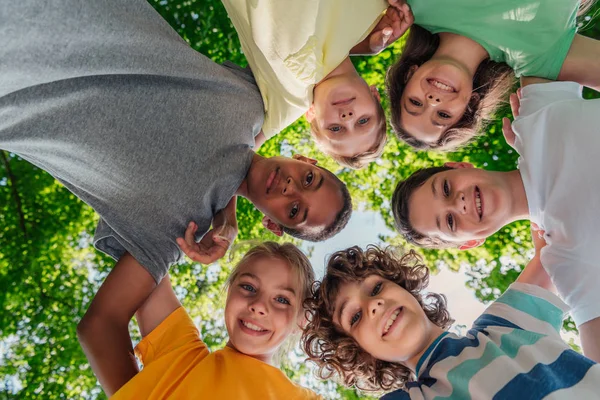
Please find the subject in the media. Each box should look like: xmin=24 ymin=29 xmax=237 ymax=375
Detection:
xmin=509 ymin=93 xmax=520 ymax=118
xmin=502 ymin=117 xmax=516 ymax=148
xmin=184 ymin=221 xmax=197 ymax=246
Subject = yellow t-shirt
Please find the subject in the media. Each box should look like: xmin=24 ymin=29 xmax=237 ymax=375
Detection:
xmin=221 ymin=0 xmax=387 ymax=138
xmin=112 ymin=307 xmax=321 ymax=400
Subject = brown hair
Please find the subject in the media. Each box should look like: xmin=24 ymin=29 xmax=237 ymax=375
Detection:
xmin=391 ymin=166 xmax=455 ymax=248
xmin=386 ymin=25 xmax=515 ymax=151
xmin=302 ymin=246 xmax=453 ymax=392
xmin=310 ymin=100 xmax=388 ymax=169
xmin=227 ymin=241 xmax=315 ymax=306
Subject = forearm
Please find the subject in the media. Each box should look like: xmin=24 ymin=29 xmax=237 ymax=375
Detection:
xmin=254 ymin=130 xmax=267 ymax=149
xmin=77 ymin=315 xmax=139 ymax=396
xmin=579 ymin=317 xmax=600 ymax=363
xmin=213 ymin=195 xmax=238 ymax=229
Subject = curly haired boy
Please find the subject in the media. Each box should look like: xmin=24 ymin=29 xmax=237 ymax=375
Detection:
xmin=302 ymin=245 xmax=600 ymax=399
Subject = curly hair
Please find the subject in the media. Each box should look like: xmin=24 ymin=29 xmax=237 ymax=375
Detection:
xmin=301 ymin=246 xmax=453 ymax=393
xmin=283 ymin=166 xmax=353 ymax=242
xmin=391 ymin=166 xmax=455 ymax=248
xmin=386 ymin=25 xmax=515 ymax=151
xmin=310 ymin=100 xmax=388 ymax=169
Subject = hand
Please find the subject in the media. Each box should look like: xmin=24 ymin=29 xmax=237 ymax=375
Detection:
xmin=501 ymin=88 xmax=522 ymax=148
xmin=351 ymin=2 xmax=413 ymax=55
xmin=176 ymin=220 xmax=237 ymax=264
xmin=530 ymin=221 xmax=546 ymax=256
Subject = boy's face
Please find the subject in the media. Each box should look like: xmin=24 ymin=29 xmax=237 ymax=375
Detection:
xmin=400 ymin=60 xmax=473 ymax=143
xmin=225 ymin=256 xmax=301 ymax=363
xmin=332 ymin=275 xmax=436 ymax=364
xmin=408 ymin=163 xmax=514 ymax=245
xmin=308 ymin=77 xmax=382 ymax=157
xmin=245 ymin=155 xmax=344 ymax=237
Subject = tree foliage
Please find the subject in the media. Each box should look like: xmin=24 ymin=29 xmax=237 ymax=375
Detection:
xmin=1 ymin=0 xmax=598 ymax=398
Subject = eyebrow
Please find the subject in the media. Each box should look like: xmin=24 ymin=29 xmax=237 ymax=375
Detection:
xmin=432 ymin=177 xmax=441 ymax=230
xmin=239 ymin=272 xmax=260 ymax=281
xmin=337 ymin=298 xmax=349 ymax=327
xmin=239 ymin=272 xmax=296 ymax=295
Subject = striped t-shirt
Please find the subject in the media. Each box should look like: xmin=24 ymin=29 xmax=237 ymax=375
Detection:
xmin=382 ymin=283 xmax=600 ymax=400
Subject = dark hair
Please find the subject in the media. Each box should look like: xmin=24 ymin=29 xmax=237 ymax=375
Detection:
xmin=311 ymin=100 xmax=388 ymax=169
xmin=391 ymin=166 xmax=454 ymax=248
xmin=284 ymin=167 xmax=352 ymax=242
xmin=386 ymin=25 xmax=515 ymax=151
xmin=302 ymin=246 xmax=453 ymax=392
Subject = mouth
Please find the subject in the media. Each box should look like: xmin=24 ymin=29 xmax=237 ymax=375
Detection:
xmin=332 ymin=97 xmax=355 ymax=106
xmin=427 ymin=78 xmax=456 ymax=93
xmin=239 ymin=319 xmax=270 ymax=336
xmin=266 ymin=167 xmax=280 ymax=194
xmin=382 ymin=307 xmax=403 ymax=337
xmin=475 ymin=186 xmax=483 ymax=220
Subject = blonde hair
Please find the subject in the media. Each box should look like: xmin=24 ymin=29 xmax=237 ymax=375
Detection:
xmin=310 ymin=100 xmax=388 ymax=169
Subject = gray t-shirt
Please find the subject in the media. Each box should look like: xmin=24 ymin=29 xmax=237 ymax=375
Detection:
xmin=0 ymin=0 xmax=264 ymax=282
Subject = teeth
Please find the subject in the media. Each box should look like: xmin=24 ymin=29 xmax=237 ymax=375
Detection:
xmin=383 ymin=308 xmax=401 ymax=334
xmin=475 ymin=190 xmax=482 ymax=216
xmin=431 ymin=79 xmax=453 ymax=92
xmin=242 ymin=321 xmax=265 ymax=332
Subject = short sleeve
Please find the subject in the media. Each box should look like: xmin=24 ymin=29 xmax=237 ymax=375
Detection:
xmin=517 ymin=81 xmax=582 ymax=118
xmin=475 ymin=283 xmax=569 ymax=337
xmin=135 ymin=306 xmax=208 ymax=367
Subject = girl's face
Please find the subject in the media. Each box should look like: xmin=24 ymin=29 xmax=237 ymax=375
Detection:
xmin=400 ymin=59 xmax=474 ymax=144
xmin=225 ymin=256 xmax=303 ymax=364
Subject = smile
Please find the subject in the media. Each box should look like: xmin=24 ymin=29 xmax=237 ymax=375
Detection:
xmin=332 ymin=97 xmax=355 ymax=106
xmin=266 ymin=167 xmax=280 ymax=194
xmin=475 ymin=186 xmax=483 ymax=220
xmin=239 ymin=319 xmax=270 ymax=336
xmin=383 ymin=307 xmax=403 ymax=336
xmin=427 ymin=79 xmax=455 ymax=93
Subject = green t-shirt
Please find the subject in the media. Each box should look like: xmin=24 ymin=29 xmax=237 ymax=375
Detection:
xmin=407 ymin=0 xmax=579 ymax=79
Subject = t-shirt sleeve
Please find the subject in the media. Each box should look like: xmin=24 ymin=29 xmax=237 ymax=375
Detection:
xmin=134 ymin=306 xmax=209 ymax=367
xmin=517 ymin=81 xmax=582 ymax=118
xmin=473 ymin=282 xmax=569 ymax=338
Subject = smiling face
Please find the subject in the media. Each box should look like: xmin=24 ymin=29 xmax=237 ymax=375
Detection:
xmin=332 ymin=275 xmax=438 ymax=364
xmin=408 ymin=164 xmax=514 ymax=245
xmin=225 ymin=256 xmax=302 ymax=363
xmin=400 ymin=59 xmax=474 ymax=144
xmin=245 ymin=156 xmax=344 ymax=237
xmin=309 ymin=76 xmax=383 ymax=157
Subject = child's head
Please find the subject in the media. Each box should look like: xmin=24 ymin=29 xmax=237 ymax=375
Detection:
xmin=302 ymin=246 xmax=452 ymax=392
xmin=306 ymin=74 xmax=387 ymax=169
xmin=386 ymin=25 xmax=514 ymax=151
xmin=392 ymin=162 xmax=516 ymax=249
xmin=225 ymin=242 xmax=315 ymax=364
xmin=245 ymin=154 xmax=353 ymax=241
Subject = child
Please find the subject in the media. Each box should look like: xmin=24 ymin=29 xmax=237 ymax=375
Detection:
xmin=78 ymin=242 xmax=322 ymax=399
xmin=221 ymin=0 xmax=413 ymax=168
xmin=391 ymin=78 xmax=600 ymax=362
xmin=386 ymin=0 xmax=599 ymax=150
xmin=302 ymin=245 xmax=600 ymax=398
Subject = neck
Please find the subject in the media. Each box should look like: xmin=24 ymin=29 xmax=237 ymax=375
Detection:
xmin=505 ymin=170 xmax=530 ymax=222
xmin=319 ymin=57 xmax=357 ymax=83
xmin=225 ymin=340 xmax=273 ymax=365
xmin=236 ymin=153 xmax=264 ymax=198
xmin=403 ymin=325 xmax=445 ymax=373
xmin=434 ymin=33 xmax=489 ymax=77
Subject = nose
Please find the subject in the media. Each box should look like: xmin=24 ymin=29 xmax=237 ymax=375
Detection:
xmin=368 ymin=297 xmax=384 ymax=317
xmin=453 ymin=192 xmax=467 ymax=214
xmin=282 ymin=177 xmax=297 ymax=196
xmin=249 ymin=298 xmax=268 ymax=316
xmin=426 ymin=93 xmax=442 ymax=107
xmin=340 ymin=109 xmax=354 ymax=120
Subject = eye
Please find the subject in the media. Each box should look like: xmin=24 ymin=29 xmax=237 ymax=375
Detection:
xmin=241 ymin=283 xmax=256 ymax=293
xmin=371 ymin=282 xmax=382 ymax=296
xmin=329 ymin=126 xmax=342 ymax=132
xmin=289 ymin=203 xmax=299 ymax=219
xmin=438 ymin=111 xmax=451 ymax=119
xmin=409 ymin=98 xmax=422 ymax=107
xmin=447 ymin=214 xmax=455 ymax=231
xmin=275 ymin=296 xmax=291 ymax=305
xmin=443 ymin=180 xmax=450 ymax=197
xmin=350 ymin=310 xmax=362 ymax=326
xmin=358 ymin=117 xmax=369 ymax=125
xmin=304 ymin=171 xmax=314 ymax=186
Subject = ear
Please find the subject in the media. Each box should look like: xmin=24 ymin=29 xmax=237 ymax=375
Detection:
xmin=444 ymin=161 xmax=474 ymax=169
xmin=458 ymin=238 xmax=485 ymax=250
xmin=369 ymin=85 xmax=381 ymax=102
xmin=262 ymin=216 xmax=283 ymax=237
xmin=304 ymin=104 xmax=316 ymax=122
xmin=292 ymin=154 xmax=318 ymax=165
xmin=405 ymin=65 xmax=419 ymax=83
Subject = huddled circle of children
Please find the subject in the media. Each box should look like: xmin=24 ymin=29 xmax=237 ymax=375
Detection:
xmin=2 ymin=0 xmax=600 ymax=398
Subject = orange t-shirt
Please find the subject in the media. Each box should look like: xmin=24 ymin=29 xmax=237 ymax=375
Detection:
xmin=111 ymin=307 xmax=321 ymax=400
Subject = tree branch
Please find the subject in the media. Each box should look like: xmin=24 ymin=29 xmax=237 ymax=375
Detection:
xmin=1 ymin=150 xmax=28 ymax=239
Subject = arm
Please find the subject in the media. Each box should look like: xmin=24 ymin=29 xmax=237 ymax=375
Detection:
xmin=515 ymin=223 xmax=555 ymax=293
xmin=135 ymin=275 xmax=181 ymax=338
xmin=254 ymin=130 xmax=267 ymax=149
xmin=559 ymin=34 xmax=600 ymax=92
xmin=579 ymin=318 xmax=600 ymax=363
xmin=77 ymin=253 xmax=157 ymax=396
